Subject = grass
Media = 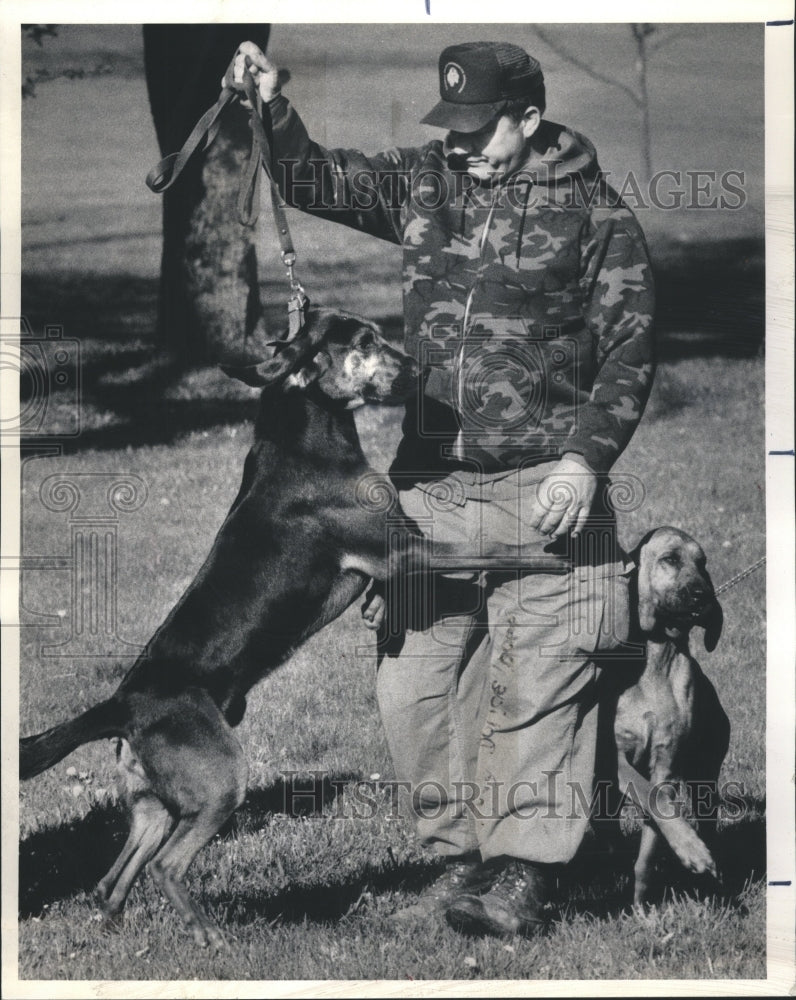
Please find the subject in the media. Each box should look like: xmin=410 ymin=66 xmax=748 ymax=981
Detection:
xmin=16 ymin=348 xmax=766 ymax=982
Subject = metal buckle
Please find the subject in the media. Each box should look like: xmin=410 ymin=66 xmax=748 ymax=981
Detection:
xmin=281 ymin=252 xmax=303 ymax=295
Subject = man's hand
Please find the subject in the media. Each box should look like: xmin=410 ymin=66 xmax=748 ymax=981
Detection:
xmin=222 ymin=41 xmax=280 ymax=107
xmin=525 ymin=454 xmax=598 ymax=538
xmin=361 ymin=582 xmax=386 ymax=631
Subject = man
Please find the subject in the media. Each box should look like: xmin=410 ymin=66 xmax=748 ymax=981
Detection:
xmin=231 ymin=38 xmax=655 ymax=937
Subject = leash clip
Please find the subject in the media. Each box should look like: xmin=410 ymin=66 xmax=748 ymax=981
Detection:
xmin=286 ymin=285 xmax=309 ymax=340
xmin=281 ymin=249 xmax=297 ymax=281
xmin=281 ymin=250 xmax=305 ymax=296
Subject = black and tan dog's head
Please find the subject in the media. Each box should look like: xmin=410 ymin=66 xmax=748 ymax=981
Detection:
xmin=221 ymin=309 xmax=419 ymax=408
xmin=631 ymin=526 xmax=723 ymax=651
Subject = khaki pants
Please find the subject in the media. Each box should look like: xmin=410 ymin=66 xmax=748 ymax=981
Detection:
xmin=376 ymin=464 xmax=630 ymax=864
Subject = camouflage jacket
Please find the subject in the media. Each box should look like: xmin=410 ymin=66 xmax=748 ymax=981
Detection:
xmin=268 ymin=95 xmax=655 ymax=476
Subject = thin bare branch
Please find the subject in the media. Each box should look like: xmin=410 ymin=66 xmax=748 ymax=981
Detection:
xmin=631 ymin=23 xmax=657 ymax=42
xmin=21 ymin=63 xmax=113 ymax=99
xmin=531 ymin=26 xmax=641 ymax=107
xmin=648 ymin=26 xmax=691 ymax=55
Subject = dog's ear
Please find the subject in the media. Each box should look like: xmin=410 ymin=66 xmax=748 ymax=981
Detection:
xmin=703 ymin=596 xmax=724 ymax=652
xmin=220 ymin=360 xmax=279 ymax=387
xmin=283 ymin=367 xmax=316 ymax=391
xmin=283 ymin=352 xmax=331 ymax=391
xmin=220 ymin=313 xmax=325 ymax=387
xmin=633 ymin=530 xmax=659 ymax=633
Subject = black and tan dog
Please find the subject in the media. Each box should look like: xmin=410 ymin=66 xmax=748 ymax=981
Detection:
xmin=607 ymin=526 xmax=730 ymax=905
xmin=19 ymin=311 xmax=422 ymax=945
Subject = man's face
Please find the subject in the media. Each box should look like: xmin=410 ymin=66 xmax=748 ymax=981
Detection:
xmin=445 ymin=109 xmax=539 ymax=183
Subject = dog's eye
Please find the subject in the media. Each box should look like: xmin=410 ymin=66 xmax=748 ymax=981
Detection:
xmin=660 ymin=554 xmax=680 ymax=567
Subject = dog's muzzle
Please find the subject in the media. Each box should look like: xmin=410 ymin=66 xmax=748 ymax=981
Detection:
xmin=661 ymin=586 xmax=716 ymax=625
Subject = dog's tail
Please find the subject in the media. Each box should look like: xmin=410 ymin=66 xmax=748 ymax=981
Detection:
xmin=20 ymin=698 xmax=125 ymax=779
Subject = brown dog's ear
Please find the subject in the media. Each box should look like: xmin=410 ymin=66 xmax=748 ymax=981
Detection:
xmin=703 ymin=597 xmax=724 ymax=652
xmin=633 ymin=531 xmax=658 ymax=633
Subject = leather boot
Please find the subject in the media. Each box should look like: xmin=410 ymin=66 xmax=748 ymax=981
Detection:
xmin=388 ymin=854 xmax=491 ymax=923
xmin=445 ymin=858 xmax=550 ymax=937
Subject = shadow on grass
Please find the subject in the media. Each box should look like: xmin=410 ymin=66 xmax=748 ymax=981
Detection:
xmin=19 ymin=775 xmax=766 ymax=927
xmin=18 ymin=772 xmax=357 ymax=918
xmin=225 ymin=772 xmax=363 ymax=833
xmin=212 ymin=858 xmax=440 ymax=929
xmin=20 ymin=237 xmax=763 ymax=454
xmin=562 ymin=788 xmax=767 ymax=921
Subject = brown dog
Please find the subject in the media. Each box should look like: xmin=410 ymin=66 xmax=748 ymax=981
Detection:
xmin=610 ymin=526 xmax=730 ymax=904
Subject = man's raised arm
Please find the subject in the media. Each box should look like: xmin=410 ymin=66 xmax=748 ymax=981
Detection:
xmin=229 ymin=41 xmax=414 ymax=244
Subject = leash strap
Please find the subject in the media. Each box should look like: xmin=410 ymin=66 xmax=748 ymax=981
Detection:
xmin=145 ymin=51 xmax=308 ymax=339
xmin=235 ymin=64 xmax=308 ymax=338
xmin=145 ymin=87 xmax=236 ymax=194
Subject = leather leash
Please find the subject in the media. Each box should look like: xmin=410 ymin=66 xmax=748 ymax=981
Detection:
xmin=146 ymin=52 xmax=308 ymax=340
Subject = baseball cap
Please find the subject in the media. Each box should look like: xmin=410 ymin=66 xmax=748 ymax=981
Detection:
xmin=421 ymin=42 xmax=544 ymax=133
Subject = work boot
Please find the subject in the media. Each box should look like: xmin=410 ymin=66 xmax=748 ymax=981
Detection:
xmin=388 ymin=854 xmax=491 ymax=924
xmin=445 ymin=858 xmax=550 ymax=937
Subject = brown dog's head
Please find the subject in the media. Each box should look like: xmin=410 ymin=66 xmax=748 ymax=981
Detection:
xmin=631 ymin=526 xmax=723 ymax=651
xmin=221 ymin=310 xmax=419 ymax=408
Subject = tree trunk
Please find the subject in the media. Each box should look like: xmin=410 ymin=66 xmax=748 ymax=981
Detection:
xmin=631 ymin=24 xmax=653 ymax=186
xmin=143 ymin=24 xmax=272 ymax=366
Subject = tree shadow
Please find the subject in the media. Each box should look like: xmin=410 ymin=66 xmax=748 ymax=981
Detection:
xmin=19 ymin=772 xmax=356 ymax=917
xmin=223 ymin=771 xmax=362 ymax=834
xmin=206 ymin=856 xmax=440 ymax=929
xmin=20 ymin=237 xmax=763 ymax=454
xmin=652 ymin=237 xmax=764 ymax=361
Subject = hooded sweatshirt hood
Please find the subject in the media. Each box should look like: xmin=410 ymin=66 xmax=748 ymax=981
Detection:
xmin=523 ymin=120 xmax=601 ymax=187
xmin=443 ymin=119 xmax=601 ymax=192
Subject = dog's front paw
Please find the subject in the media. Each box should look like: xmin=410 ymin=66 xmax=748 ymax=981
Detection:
xmin=669 ymin=823 xmax=717 ymax=878
xmin=192 ymin=920 xmax=227 ymax=950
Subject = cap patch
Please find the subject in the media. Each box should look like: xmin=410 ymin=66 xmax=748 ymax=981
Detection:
xmin=444 ymin=62 xmax=466 ymax=94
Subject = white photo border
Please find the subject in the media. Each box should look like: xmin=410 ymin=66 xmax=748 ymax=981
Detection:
xmin=2 ymin=4 xmax=793 ymax=997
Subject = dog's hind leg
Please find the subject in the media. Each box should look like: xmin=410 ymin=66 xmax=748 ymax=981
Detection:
xmin=148 ymin=807 xmax=238 ymax=948
xmin=142 ymin=695 xmax=249 ymax=947
xmin=96 ymin=795 xmax=174 ymax=920
xmin=96 ymin=739 xmax=175 ymax=920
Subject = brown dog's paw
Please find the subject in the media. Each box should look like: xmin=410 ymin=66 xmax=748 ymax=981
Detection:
xmin=669 ymin=823 xmax=718 ymax=878
xmin=188 ymin=917 xmax=227 ymax=950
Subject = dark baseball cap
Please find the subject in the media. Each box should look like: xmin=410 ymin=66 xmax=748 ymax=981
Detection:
xmin=421 ymin=42 xmax=544 ymax=133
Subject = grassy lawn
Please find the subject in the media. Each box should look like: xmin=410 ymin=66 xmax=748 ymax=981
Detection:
xmin=16 ymin=351 xmax=766 ymax=982
xmin=14 ymin=24 xmax=768 ymax=983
